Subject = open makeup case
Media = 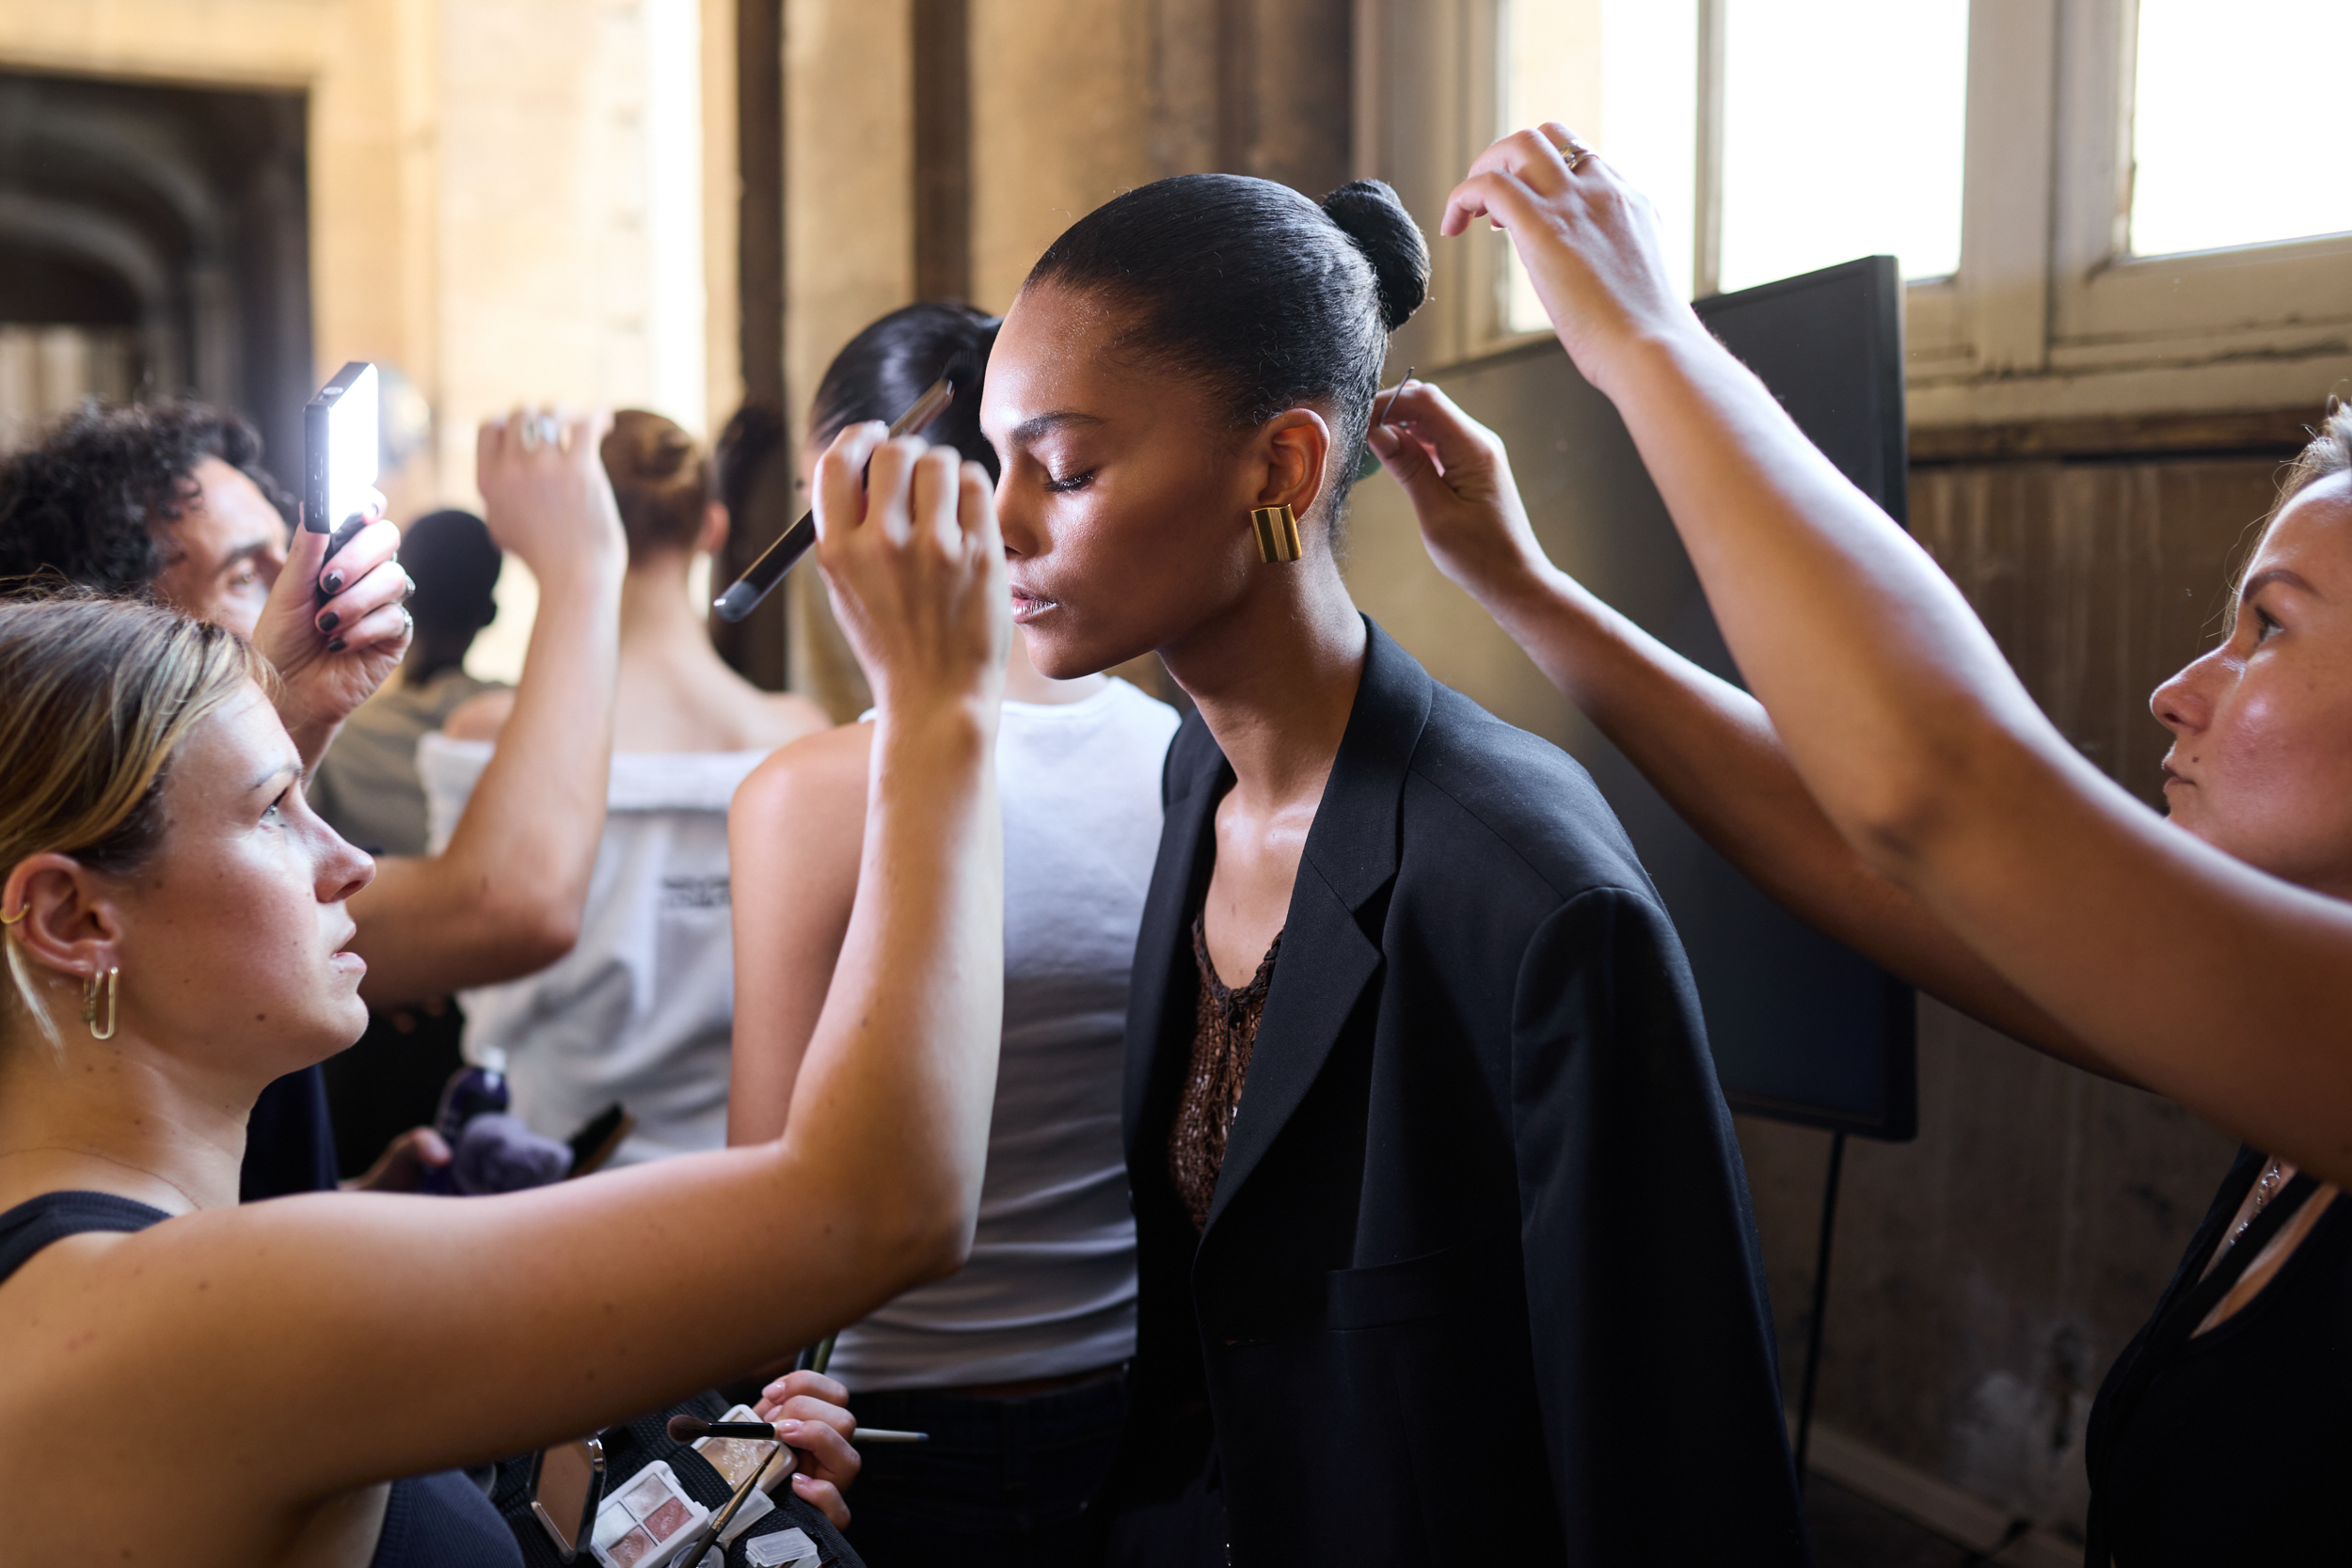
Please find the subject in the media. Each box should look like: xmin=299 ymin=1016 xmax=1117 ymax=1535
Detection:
xmin=490 ymin=1389 xmax=863 ymax=1568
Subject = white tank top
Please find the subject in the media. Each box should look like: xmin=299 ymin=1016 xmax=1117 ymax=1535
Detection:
xmin=829 ymin=676 xmax=1179 ymax=1390
xmin=418 ymin=736 xmax=773 ymax=1166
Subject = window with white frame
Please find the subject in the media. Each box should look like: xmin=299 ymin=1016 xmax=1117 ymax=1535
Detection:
xmin=1462 ymin=0 xmax=2352 ymax=420
xmin=2126 ymin=0 xmax=2352 ymax=260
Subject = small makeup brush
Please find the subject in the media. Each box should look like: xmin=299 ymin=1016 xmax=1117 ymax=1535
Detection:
xmin=668 ymin=1415 xmax=930 ymax=1445
xmin=711 ymin=377 xmax=957 ymax=624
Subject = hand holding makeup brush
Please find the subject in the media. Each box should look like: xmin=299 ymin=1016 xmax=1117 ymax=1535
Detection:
xmin=744 ymin=1369 xmax=859 ymax=1528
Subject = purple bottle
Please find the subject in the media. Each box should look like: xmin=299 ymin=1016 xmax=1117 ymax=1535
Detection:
xmin=421 ymin=1048 xmax=510 ymax=1195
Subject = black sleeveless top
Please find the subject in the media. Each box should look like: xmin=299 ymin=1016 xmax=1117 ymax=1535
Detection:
xmin=0 ymin=1191 xmax=522 ymax=1567
xmin=2084 ymin=1147 xmax=2352 ymax=1566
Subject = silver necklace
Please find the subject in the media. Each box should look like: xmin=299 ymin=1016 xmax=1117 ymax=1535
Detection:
xmin=2222 ymin=1156 xmax=2290 ymax=1253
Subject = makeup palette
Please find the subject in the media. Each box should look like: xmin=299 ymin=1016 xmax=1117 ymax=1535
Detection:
xmin=691 ymin=1405 xmax=773 ymax=1489
xmin=589 ymin=1460 xmax=710 ymax=1568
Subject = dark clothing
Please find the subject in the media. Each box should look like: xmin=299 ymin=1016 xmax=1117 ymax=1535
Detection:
xmin=1103 ymin=622 xmax=1807 ymax=1566
xmin=0 ymin=1191 xmax=521 ymax=1568
xmin=325 ymin=1000 xmax=469 ymax=1181
xmin=825 ymin=1376 xmax=1127 ymax=1567
xmin=1168 ymin=918 xmax=1280 ymax=1232
xmin=2086 ymin=1146 xmax=2350 ymax=1566
xmin=241 ymin=1065 xmax=342 ymax=1199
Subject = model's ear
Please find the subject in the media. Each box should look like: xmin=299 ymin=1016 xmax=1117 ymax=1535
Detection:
xmin=3 ymin=852 xmax=124 ymax=989
xmin=1255 ymin=409 xmax=1334 ymax=529
xmin=698 ymin=499 xmax=733 ymax=558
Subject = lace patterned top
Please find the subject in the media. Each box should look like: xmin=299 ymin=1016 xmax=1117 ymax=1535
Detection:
xmin=1167 ymin=914 xmax=1281 ymax=1231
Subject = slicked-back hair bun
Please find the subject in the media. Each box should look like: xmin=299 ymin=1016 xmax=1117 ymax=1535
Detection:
xmin=1321 ymin=180 xmax=1430 ymax=331
xmin=1024 ymin=172 xmax=1429 ymax=518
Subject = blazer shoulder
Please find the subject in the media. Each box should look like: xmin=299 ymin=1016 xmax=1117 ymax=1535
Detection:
xmin=1401 ymin=683 xmax=1658 ymax=908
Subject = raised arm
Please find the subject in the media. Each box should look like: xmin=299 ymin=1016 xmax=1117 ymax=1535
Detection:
xmin=97 ymin=428 xmax=1009 ymax=1508
xmin=348 ymin=410 xmax=628 ymax=1004
xmin=1368 ymin=381 xmax=2111 ymax=1078
xmin=1443 ymin=127 xmax=2352 ymax=1181
xmin=726 ymin=721 xmax=874 ymax=1145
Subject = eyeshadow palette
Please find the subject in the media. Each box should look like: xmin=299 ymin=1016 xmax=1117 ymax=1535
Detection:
xmin=691 ymin=1405 xmax=774 ymax=1489
xmin=589 ymin=1460 xmax=710 ymax=1568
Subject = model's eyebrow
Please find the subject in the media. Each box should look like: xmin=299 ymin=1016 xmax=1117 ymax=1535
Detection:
xmin=2243 ymin=567 xmax=2323 ymax=603
xmin=1006 ymin=410 xmax=1104 ymax=447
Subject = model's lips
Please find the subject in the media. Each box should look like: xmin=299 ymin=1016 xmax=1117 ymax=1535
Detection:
xmin=1009 ymin=585 xmax=1059 ymax=623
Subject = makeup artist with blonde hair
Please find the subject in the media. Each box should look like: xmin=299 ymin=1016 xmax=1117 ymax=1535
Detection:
xmin=0 ymin=420 xmax=1007 ymax=1565
xmin=1413 ymin=121 xmax=2352 ymax=1567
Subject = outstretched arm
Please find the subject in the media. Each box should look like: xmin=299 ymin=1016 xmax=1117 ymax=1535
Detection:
xmin=71 ymin=428 xmax=1009 ymax=1516
xmin=348 ymin=410 xmax=628 ymax=1004
xmin=1443 ymin=126 xmax=2352 ymax=1182
xmin=1367 ymin=381 xmax=2111 ymax=1078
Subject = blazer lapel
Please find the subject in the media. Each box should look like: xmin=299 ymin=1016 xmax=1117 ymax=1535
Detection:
xmin=1201 ymin=621 xmax=1435 ymax=1234
xmin=1122 ymin=718 xmax=1227 ymax=1166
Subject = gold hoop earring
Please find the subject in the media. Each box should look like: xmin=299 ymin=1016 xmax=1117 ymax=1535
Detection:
xmin=0 ymin=905 xmax=27 ymax=926
xmin=1251 ymin=504 xmax=1303 ymax=563
xmin=83 ymin=966 xmax=118 ymax=1041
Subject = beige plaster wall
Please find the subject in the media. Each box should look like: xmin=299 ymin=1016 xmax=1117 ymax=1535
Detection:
xmin=0 ymin=0 xmax=438 ymax=420
xmin=1 ymin=0 xmax=724 ymax=681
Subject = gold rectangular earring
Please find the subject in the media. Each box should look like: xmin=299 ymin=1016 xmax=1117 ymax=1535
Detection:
xmin=1251 ymin=504 xmax=1303 ymax=563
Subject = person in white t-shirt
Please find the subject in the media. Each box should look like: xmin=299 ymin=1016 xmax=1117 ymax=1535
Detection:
xmin=421 ymin=411 xmax=831 ymax=1164
xmin=728 ymin=303 xmax=1179 ymax=1566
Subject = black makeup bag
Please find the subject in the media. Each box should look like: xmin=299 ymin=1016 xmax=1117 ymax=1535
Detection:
xmin=490 ymin=1388 xmax=865 ymax=1568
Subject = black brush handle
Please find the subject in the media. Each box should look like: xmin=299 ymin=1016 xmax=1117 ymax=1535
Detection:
xmin=710 ymin=512 xmax=815 ymax=624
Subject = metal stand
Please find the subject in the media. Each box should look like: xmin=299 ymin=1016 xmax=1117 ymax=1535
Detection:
xmin=1793 ymin=1129 xmax=1846 ymax=1493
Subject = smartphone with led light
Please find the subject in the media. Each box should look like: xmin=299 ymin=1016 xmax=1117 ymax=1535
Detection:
xmin=303 ymin=360 xmax=380 ymax=576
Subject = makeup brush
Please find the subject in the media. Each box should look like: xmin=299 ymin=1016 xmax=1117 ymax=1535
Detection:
xmin=710 ymin=377 xmax=957 ymax=624
xmin=668 ymin=1415 xmax=930 ymax=1445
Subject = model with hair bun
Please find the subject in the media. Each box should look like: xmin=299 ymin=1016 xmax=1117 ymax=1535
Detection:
xmin=977 ymin=172 xmax=1807 ymax=1565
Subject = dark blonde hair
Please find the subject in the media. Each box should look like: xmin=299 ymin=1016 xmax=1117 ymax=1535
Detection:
xmin=2227 ymin=402 xmax=2352 ymax=633
xmin=0 ymin=593 xmax=264 ymax=1043
xmin=600 ymin=409 xmax=710 ymax=561
xmin=2276 ymin=400 xmax=2352 ymax=515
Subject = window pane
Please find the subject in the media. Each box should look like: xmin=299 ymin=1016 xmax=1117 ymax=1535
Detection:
xmin=2130 ymin=0 xmax=2352 ymax=259
xmin=1718 ymin=0 xmax=1966 ymax=293
xmin=1504 ymin=0 xmax=1698 ymax=332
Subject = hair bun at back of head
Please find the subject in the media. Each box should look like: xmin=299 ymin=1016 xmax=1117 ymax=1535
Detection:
xmin=1320 ymin=179 xmax=1430 ymax=333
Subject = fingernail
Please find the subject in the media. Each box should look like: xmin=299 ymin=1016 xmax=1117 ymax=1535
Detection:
xmin=322 ymin=571 xmax=344 ymax=594
xmin=317 ymin=610 xmax=340 ymax=633
xmin=327 ymin=637 xmax=346 ymax=653
xmin=778 ymin=1419 xmax=803 ymax=1433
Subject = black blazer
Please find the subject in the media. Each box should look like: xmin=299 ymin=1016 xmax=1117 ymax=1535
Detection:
xmin=1105 ymin=622 xmax=1808 ymax=1565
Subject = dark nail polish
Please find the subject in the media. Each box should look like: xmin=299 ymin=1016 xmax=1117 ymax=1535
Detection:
xmin=326 ymin=637 xmax=346 ymax=653
xmin=317 ymin=610 xmax=339 ymax=633
xmin=322 ymin=570 xmax=344 ymax=594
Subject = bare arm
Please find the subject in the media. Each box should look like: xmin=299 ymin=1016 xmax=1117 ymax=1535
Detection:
xmin=1444 ymin=128 xmax=2352 ymax=1181
xmin=1368 ymin=381 xmax=2117 ymax=1079
xmin=40 ymin=429 xmax=1009 ymax=1508
xmin=726 ymin=721 xmax=872 ymax=1145
xmin=349 ymin=411 xmax=628 ymax=1005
